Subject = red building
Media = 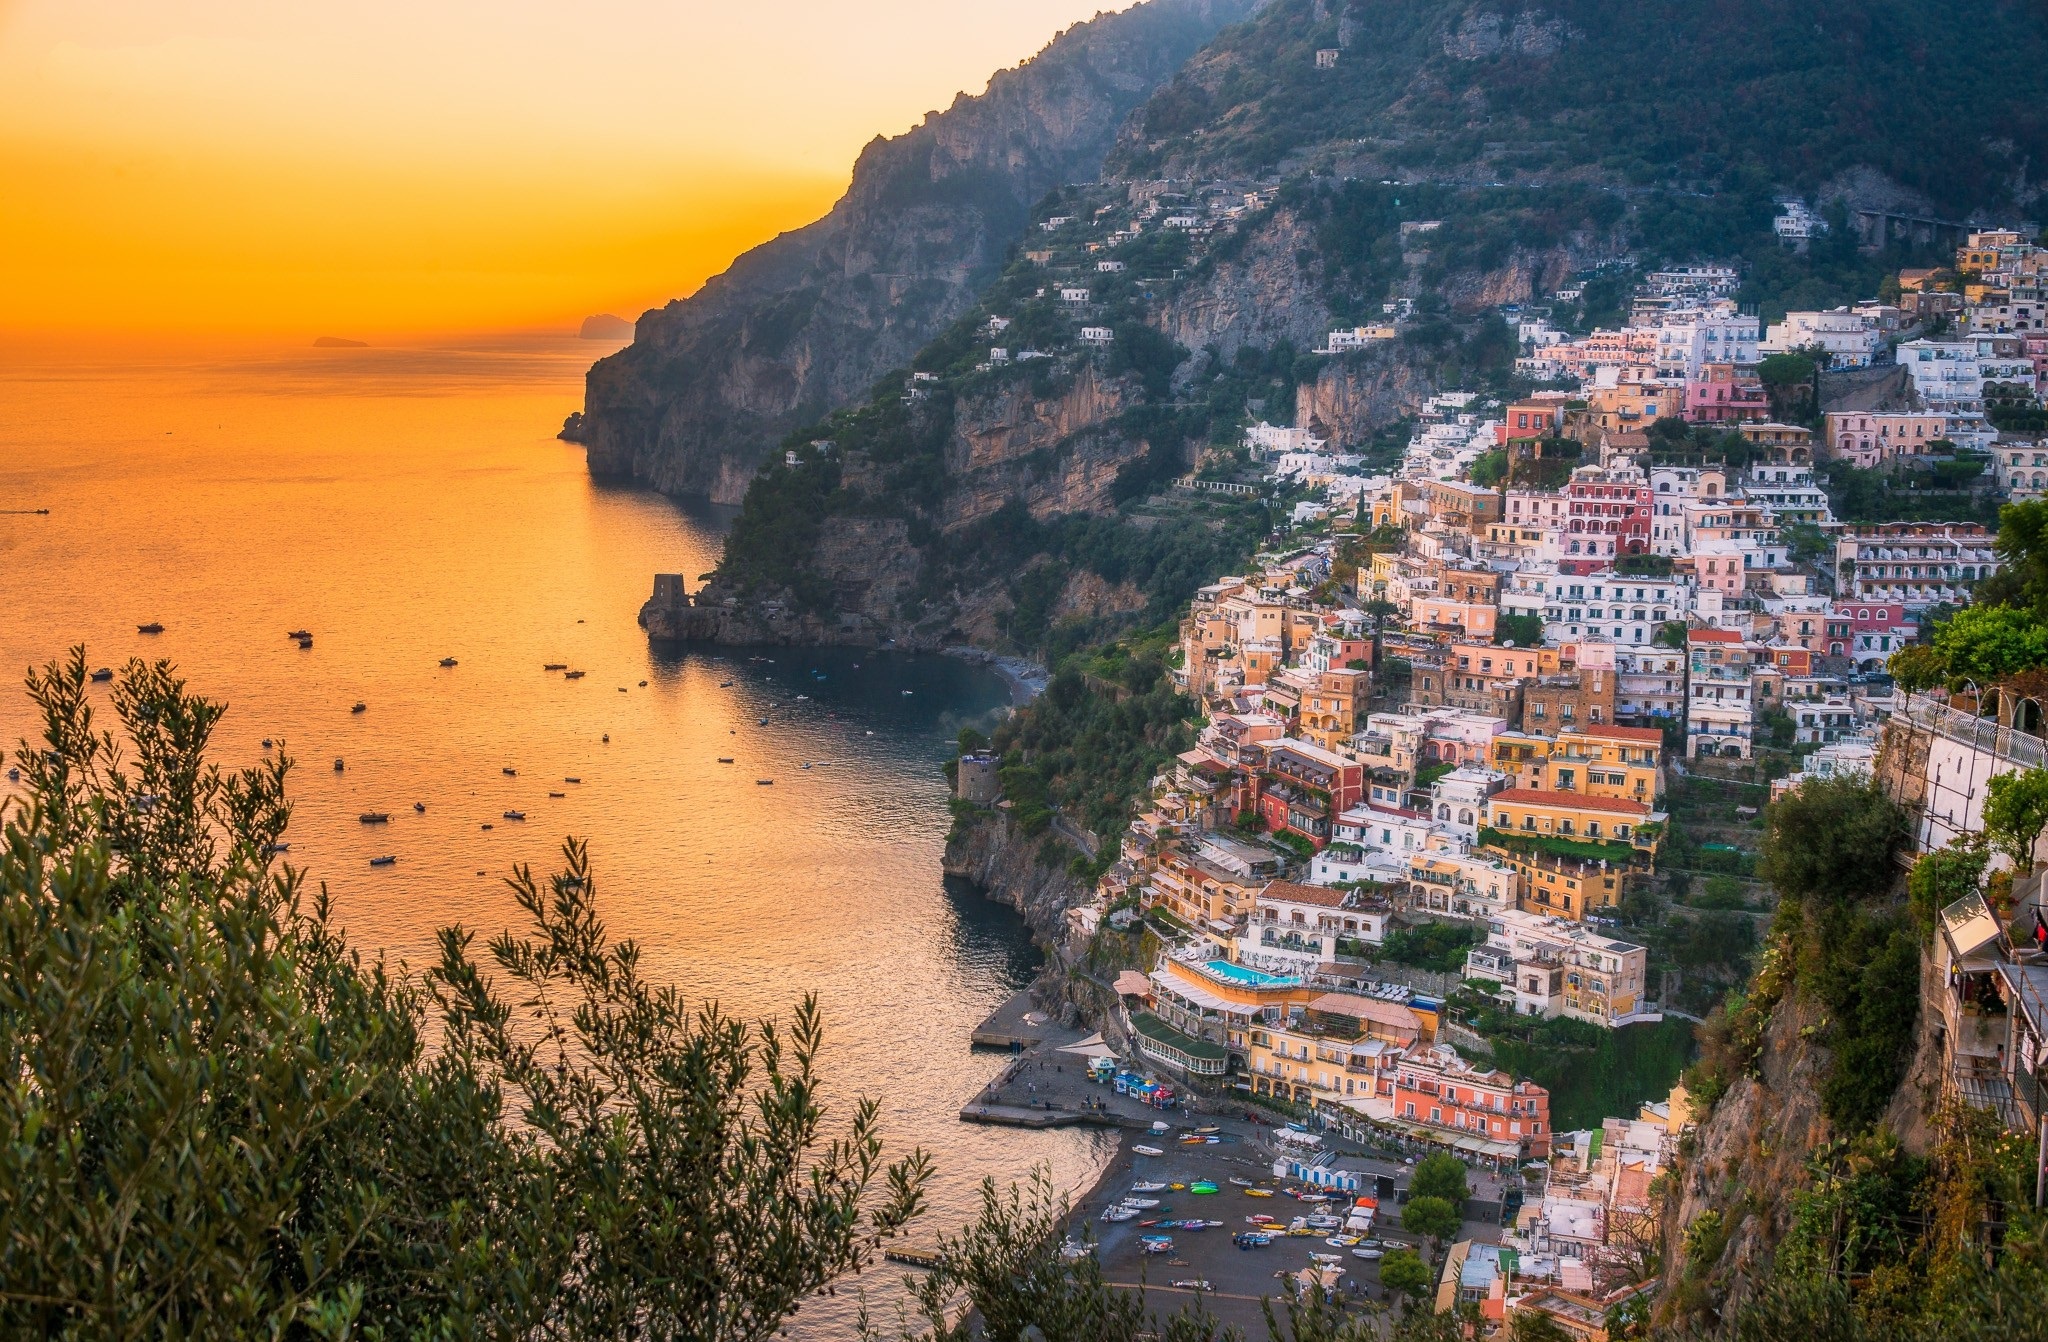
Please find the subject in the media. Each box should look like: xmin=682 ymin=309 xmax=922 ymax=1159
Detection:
xmin=1256 ymin=740 xmax=1366 ymax=850
xmin=1561 ymin=469 xmax=1653 ymax=571
xmin=1389 ymin=1044 xmax=1552 ymax=1159
xmin=1833 ymin=600 xmax=1917 ymax=665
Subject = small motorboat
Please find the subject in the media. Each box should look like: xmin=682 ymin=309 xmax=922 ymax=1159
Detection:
xmin=564 ymin=776 xmax=580 ymax=783
xmin=1132 ymin=1145 xmax=1164 ymax=1157
xmin=440 ymin=657 xmax=458 ymax=667
xmin=413 ymin=802 xmax=426 ymax=813
xmin=333 ymin=758 xmax=345 ymax=771
xmin=359 ymin=812 xmax=389 ymax=824
xmin=1131 ymin=1181 xmax=1167 ymax=1193
xmin=718 ymin=680 xmax=733 ymax=687
xmin=502 ymin=811 xmax=525 ymax=821
xmin=1121 ymin=1197 xmax=1160 ymax=1210
xmin=350 ymin=702 xmax=366 ymax=714
xmin=138 ymin=622 xmax=163 ymax=634
xmin=1228 ymin=1178 xmax=1253 ymax=1187
xmin=543 ymin=663 xmax=567 ymax=671
xmin=617 ymin=687 xmax=627 ymax=693
xmin=90 ymin=667 xmax=113 ymax=682
xmin=1194 ymin=1125 xmax=1220 ymax=1135
xmin=481 ymin=823 xmax=494 ymax=830
xmin=563 ymin=670 xmax=586 ymax=679
xmin=901 ymin=690 xmax=912 ymax=696
xmin=637 ymin=679 xmax=647 ymax=687
xmin=368 ymin=855 xmax=396 ymax=867
xmin=801 ymin=762 xmax=812 ymax=770
xmin=5 ymin=767 xmax=17 ymax=782
xmin=261 ymin=738 xmax=273 ymax=748
xmin=755 ymin=779 xmax=773 ymax=786
xmin=717 ymin=757 xmax=734 ymax=763
xmin=549 ymin=791 xmax=565 ymax=798
xmin=1142 ymin=1239 xmax=1173 ymax=1255
xmin=298 ymin=637 xmax=313 ymax=649
xmin=1351 ymin=1247 xmax=1383 ymax=1260
xmin=794 ymin=694 xmax=808 ymax=701
xmin=262 ymin=842 xmax=289 ymax=854
xmin=287 ymin=629 xmax=311 ymax=640
xmin=601 ymin=734 xmax=609 ymax=743
xmin=502 ymin=768 xmax=517 ymax=777
xmin=1100 ymin=1207 xmax=1138 ymax=1223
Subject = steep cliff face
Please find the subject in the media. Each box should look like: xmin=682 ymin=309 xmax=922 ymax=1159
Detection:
xmin=576 ymin=0 xmax=1257 ymax=502
xmin=943 ymin=368 xmax=1147 ymax=531
xmin=1294 ymin=344 xmax=1438 ymax=444
xmin=1159 ymin=207 xmax=1332 ymax=362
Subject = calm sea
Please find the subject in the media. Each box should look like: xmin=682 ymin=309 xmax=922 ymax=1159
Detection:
xmin=0 ymin=332 xmax=1112 ymax=1329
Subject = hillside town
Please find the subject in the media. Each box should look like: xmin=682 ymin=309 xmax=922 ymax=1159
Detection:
xmin=958 ymin=225 xmax=2048 ymax=1332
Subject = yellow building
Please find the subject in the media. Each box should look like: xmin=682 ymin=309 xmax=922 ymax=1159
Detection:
xmin=1145 ymin=847 xmax=1267 ymax=946
xmin=1490 ymin=725 xmax=1663 ymax=804
xmin=1298 ymin=667 xmax=1371 ymax=753
xmin=1245 ymin=992 xmax=1428 ymax=1105
xmin=1481 ymin=788 xmax=1665 ymax=919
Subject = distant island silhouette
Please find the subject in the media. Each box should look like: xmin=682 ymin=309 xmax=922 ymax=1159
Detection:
xmin=578 ymin=314 xmax=632 ymax=340
xmin=312 ymin=336 xmax=370 ymax=348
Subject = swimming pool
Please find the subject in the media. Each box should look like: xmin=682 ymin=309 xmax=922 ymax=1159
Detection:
xmin=1200 ymin=959 xmax=1299 ymax=987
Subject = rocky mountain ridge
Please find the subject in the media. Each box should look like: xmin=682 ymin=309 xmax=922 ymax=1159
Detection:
xmin=573 ymin=0 xmax=1257 ymax=503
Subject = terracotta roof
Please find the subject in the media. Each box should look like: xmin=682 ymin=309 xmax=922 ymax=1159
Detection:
xmin=1574 ymin=724 xmax=1664 ymax=744
xmin=1257 ymin=881 xmax=1352 ymax=908
xmin=1490 ymin=788 xmax=1650 ymax=816
xmin=1306 ymin=992 xmax=1423 ymax=1034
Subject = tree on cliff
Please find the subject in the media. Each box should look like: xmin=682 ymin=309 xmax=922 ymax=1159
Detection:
xmin=1759 ymin=772 xmax=1908 ymax=909
xmin=0 ymin=650 xmax=926 ymax=1339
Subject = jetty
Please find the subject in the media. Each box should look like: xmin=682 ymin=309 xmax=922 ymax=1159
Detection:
xmin=969 ymin=988 xmax=1049 ymax=1051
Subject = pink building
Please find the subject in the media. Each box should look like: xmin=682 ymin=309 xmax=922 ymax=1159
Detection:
xmin=1834 ymin=601 xmax=1917 ymax=665
xmin=1684 ymin=363 xmax=1768 ymax=423
xmin=1824 ymin=412 xmax=1949 ymax=467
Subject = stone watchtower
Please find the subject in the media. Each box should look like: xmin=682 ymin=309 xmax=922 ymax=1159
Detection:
xmin=956 ymin=750 xmax=1001 ymax=805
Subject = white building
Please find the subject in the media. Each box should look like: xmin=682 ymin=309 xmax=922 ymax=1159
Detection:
xmin=1899 ymin=339 xmax=1986 ymax=410
xmin=1463 ymin=908 xmax=1651 ymax=1026
xmin=1541 ymin=574 xmax=1691 ymax=647
xmin=1079 ymin=326 xmax=1115 ymax=345
xmin=1059 ymin=287 xmax=1091 ymax=304
xmin=1774 ymin=200 xmax=1829 ymax=241
xmin=1760 ymin=309 xmax=1882 ymax=368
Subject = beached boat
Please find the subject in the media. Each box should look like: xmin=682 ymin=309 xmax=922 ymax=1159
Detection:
xmin=90 ymin=667 xmax=113 ymax=682
xmin=1131 ymin=1145 xmax=1164 ymax=1157
xmin=359 ymin=812 xmax=389 ymax=824
xmin=1243 ymin=1188 xmax=1274 ymax=1198
xmin=1351 ymin=1247 xmax=1383 ymax=1260
xmin=1228 ymin=1178 xmax=1253 ymax=1187
xmin=1130 ymin=1181 xmax=1167 ymax=1193
xmin=502 ymin=811 xmax=525 ymax=821
xmin=351 ymin=702 xmax=366 ymax=714
xmin=1189 ymin=1182 xmax=1219 ymax=1195
xmin=1100 ymin=1207 xmax=1138 ymax=1223
xmin=1194 ymin=1125 xmax=1220 ymax=1135
xmin=138 ymin=622 xmax=163 ymax=634
xmin=1120 ymin=1197 xmax=1160 ymax=1210
xmin=440 ymin=657 xmax=458 ymax=667
xmin=368 ymin=855 xmax=396 ymax=867
xmin=543 ymin=663 xmax=567 ymax=671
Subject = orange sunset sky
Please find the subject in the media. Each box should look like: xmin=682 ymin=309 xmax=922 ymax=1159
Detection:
xmin=0 ymin=0 xmax=1134 ymax=340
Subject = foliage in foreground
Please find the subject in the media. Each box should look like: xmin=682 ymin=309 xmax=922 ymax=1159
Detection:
xmin=0 ymin=651 xmax=924 ymax=1340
